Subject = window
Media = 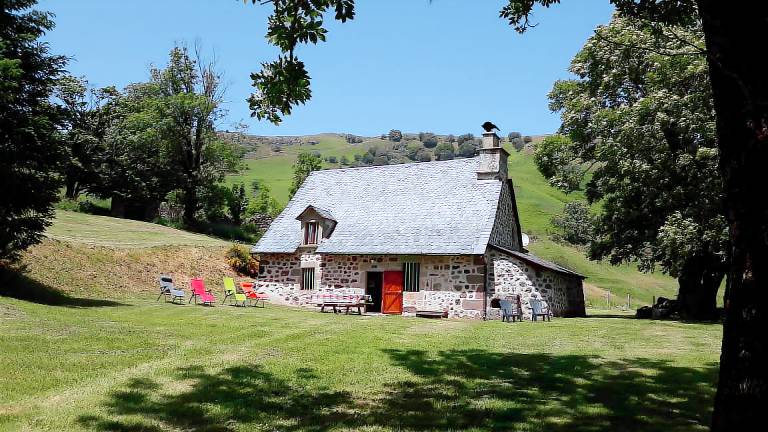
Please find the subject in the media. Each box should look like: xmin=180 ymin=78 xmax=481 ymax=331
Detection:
xmin=403 ymin=262 xmax=420 ymax=292
xmin=303 ymin=221 xmax=318 ymax=245
xmin=301 ymin=267 xmax=316 ymax=290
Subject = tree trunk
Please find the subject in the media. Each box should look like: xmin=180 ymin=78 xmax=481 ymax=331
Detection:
xmin=64 ymin=178 xmax=79 ymax=200
xmin=676 ymin=254 xmax=723 ymax=321
xmin=697 ymin=1 xmax=768 ymax=429
xmin=182 ymin=185 xmax=198 ymax=228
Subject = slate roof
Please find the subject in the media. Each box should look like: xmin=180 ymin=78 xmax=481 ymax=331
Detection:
xmin=296 ymin=205 xmax=336 ymax=222
xmin=252 ymin=158 xmax=502 ymax=255
xmin=490 ymin=245 xmax=586 ymax=279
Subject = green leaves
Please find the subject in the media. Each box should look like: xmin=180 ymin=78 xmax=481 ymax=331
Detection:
xmin=246 ymin=0 xmax=355 ymax=124
xmin=248 ymin=56 xmax=311 ymax=125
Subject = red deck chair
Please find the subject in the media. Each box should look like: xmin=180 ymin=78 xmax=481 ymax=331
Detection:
xmin=239 ymin=281 xmax=269 ymax=307
xmin=189 ymin=278 xmax=216 ymax=306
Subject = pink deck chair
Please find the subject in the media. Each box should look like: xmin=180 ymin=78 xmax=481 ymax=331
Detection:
xmin=189 ymin=278 xmax=216 ymax=306
xmin=239 ymin=282 xmax=269 ymax=307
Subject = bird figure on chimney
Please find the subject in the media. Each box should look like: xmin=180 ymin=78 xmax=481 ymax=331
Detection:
xmin=481 ymin=121 xmax=500 ymax=132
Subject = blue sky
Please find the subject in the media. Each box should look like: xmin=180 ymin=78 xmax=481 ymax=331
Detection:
xmin=39 ymin=0 xmax=613 ymax=136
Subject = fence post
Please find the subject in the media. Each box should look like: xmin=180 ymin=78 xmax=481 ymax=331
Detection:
xmin=606 ymin=291 xmax=611 ymax=308
xmin=627 ymin=293 xmax=631 ymax=309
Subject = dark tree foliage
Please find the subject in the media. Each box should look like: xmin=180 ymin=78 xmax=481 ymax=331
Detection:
xmin=420 ymin=132 xmax=438 ymax=148
xmin=551 ymin=201 xmax=594 ymax=245
xmin=226 ymin=183 xmax=248 ymax=226
xmin=457 ymin=142 xmax=477 ymax=158
xmin=55 ymin=76 xmax=120 ymax=200
xmin=0 ymin=0 xmax=66 ymax=263
xmin=434 ymin=143 xmax=455 ymax=161
xmin=387 ymin=129 xmax=402 ymax=142
xmin=502 ymin=1 xmax=768 ymax=429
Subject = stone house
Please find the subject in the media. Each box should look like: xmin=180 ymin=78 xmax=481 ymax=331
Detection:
xmin=251 ymin=131 xmax=586 ymax=319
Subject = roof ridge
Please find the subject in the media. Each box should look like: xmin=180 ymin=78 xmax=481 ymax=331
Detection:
xmin=307 ymin=157 xmax=476 ymax=176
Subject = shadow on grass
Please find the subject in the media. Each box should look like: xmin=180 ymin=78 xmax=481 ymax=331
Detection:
xmin=77 ymin=349 xmax=717 ymax=432
xmin=0 ymin=268 xmax=124 ymax=308
xmin=586 ymin=313 xmax=723 ymax=325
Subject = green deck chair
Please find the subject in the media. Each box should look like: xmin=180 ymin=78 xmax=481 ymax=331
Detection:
xmin=222 ymin=277 xmax=247 ymax=306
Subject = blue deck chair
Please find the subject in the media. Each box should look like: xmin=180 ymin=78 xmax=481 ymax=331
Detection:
xmin=157 ymin=275 xmax=185 ymax=304
xmin=530 ymin=298 xmax=551 ymax=322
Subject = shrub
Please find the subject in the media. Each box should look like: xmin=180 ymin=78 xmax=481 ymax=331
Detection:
xmin=340 ymin=155 xmax=350 ymax=165
xmin=456 ymin=133 xmax=474 ymax=145
xmin=435 ymin=143 xmax=455 ymax=160
xmin=361 ymin=153 xmax=375 ymax=165
xmin=226 ymin=184 xmax=248 ymax=225
xmin=327 ymin=155 xmax=338 ymax=164
xmin=523 ymin=135 xmax=533 ymax=143
xmin=510 ymin=138 xmax=523 ymax=152
xmin=388 ymin=129 xmax=402 ymax=142
xmin=417 ymin=149 xmax=433 ymax=162
xmin=551 ymin=201 xmax=594 ymax=245
xmin=200 ymin=184 xmax=229 ymax=222
xmin=226 ymin=244 xmax=259 ymax=277
xmin=457 ymin=142 xmax=476 ymax=158
xmin=508 ymin=131 xmax=522 ymax=140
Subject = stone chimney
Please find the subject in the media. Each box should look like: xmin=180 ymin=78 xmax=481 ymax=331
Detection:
xmin=477 ymin=131 xmax=509 ymax=180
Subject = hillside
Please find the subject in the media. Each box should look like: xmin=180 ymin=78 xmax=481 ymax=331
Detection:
xmin=225 ymin=134 xmax=679 ymax=307
xmin=0 ymin=211 xmax=236 ymax=303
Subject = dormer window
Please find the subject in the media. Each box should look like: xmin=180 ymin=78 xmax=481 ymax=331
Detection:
xmin=303 ymin=221 xmax=319 ymax=245
xmin=296 ymin=205 xmax=337 ymax=249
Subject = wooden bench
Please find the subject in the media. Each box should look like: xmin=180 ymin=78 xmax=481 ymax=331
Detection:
xmin=313 ymin=293 xmax=371 ymax=315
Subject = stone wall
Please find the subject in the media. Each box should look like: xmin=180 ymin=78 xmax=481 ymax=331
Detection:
xmin=255 ymin=253 xmax=487 ymax=319
xmin=487 ymin=180 xmax=520 ymax=251
xmin=485 ymin=248 xmax=585 ymax=319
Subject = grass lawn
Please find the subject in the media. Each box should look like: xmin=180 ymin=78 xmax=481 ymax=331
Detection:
xmin=0 ymin=296 xmax=721 ymax=432
xmin=48 ymin=211 xmax=227 ymax=248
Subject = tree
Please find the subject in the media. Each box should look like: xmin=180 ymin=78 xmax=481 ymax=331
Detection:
xmin=226 ymin=183 xmax=248 ymax=225
xmin=456 ymin=133 xmax=474 ymax=145
xmin=532 ymin=134 xmax=574 ymax=180
xmin=150 ymin=46 xmax=240 ymax=226
xmin=551 ymin=201 xmax=594 ymax=245
xmin=91 ymin=82 xmax=178 ymax=220
xmin=387 ymin=129 xmax=402 ymax=142
xmin=421 ymin=133 xmax=438 ymax=148
xmin=289 ymin=152 xmax=322 ymax=198
xmin=548 ymin=17 xmax=727 ymax=319
xmin=501 ymin=2 xmax=768 ymax=425
xmin=434 ymin=143 xmax=455 ymax=161
xmin=508 ymin=131 xmax=521 ymax=141
xmin=457 ymin=142 xmax=477 ymax=158
xmin=0 ymin=0 xmax=67 ymax=263
xmin=246 ymin=1 xmax=768 ymax=423
xmin=55 ymin=76 xmax=119 ymax=199
xmin=247 ymin=183 xmax=282 ymax=218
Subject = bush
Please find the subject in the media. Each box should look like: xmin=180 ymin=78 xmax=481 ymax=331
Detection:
xmin=508 ymin=131 xmax=522 ymax=140
xmin=456 ymin=133 xmax=474 ymax=145
xmin=200 ymin=184 xmax=229 ymax=222
xmin=435 ymin=143 xmax=455 ymax=160
xmin=339 ymin=155 xmax=349 ymax=165
xmin=511 ymin=137 xmax=525 ymax=152
xmin=226 ymin=183 xmax=248 ymax=225
xmin=203 ymin=222 xmax=261 ymax=243
xmin=226 ymin=244 xmax=259 ymax=277
xmin=457 ymin=142 xmax=476 ymax=158
xmin=388 ymin=129 xmax=402 ymax=142
xmin=417 ymin=149 xmax=432 ymax=162
xmin=372 ymin=155 xmax=389 ymax=166
xmin=551 ymin=201 xmax=594 ymax=245
xmin=361 ymin=153 xmax=375 ymax=165
xmin=327 ymin=155 xmax=338 ymax=164
xmin=523 ymin=135 xmax=533 ymax=143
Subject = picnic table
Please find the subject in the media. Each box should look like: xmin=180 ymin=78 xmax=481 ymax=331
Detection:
xmin=313 ymin=294 xmax=372 ymax=315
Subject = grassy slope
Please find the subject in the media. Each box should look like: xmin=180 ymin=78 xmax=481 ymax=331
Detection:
xmin=48 ymin=210 xmax=227 ymax=248
xmin=0 ymin=296 xmax=721 ymax=432
xmin=225 ymin=136 xmax=678 ymax=307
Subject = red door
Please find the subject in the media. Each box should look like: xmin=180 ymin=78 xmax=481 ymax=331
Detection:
xmin=382 ymin=271 xmax=404 ymax=314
